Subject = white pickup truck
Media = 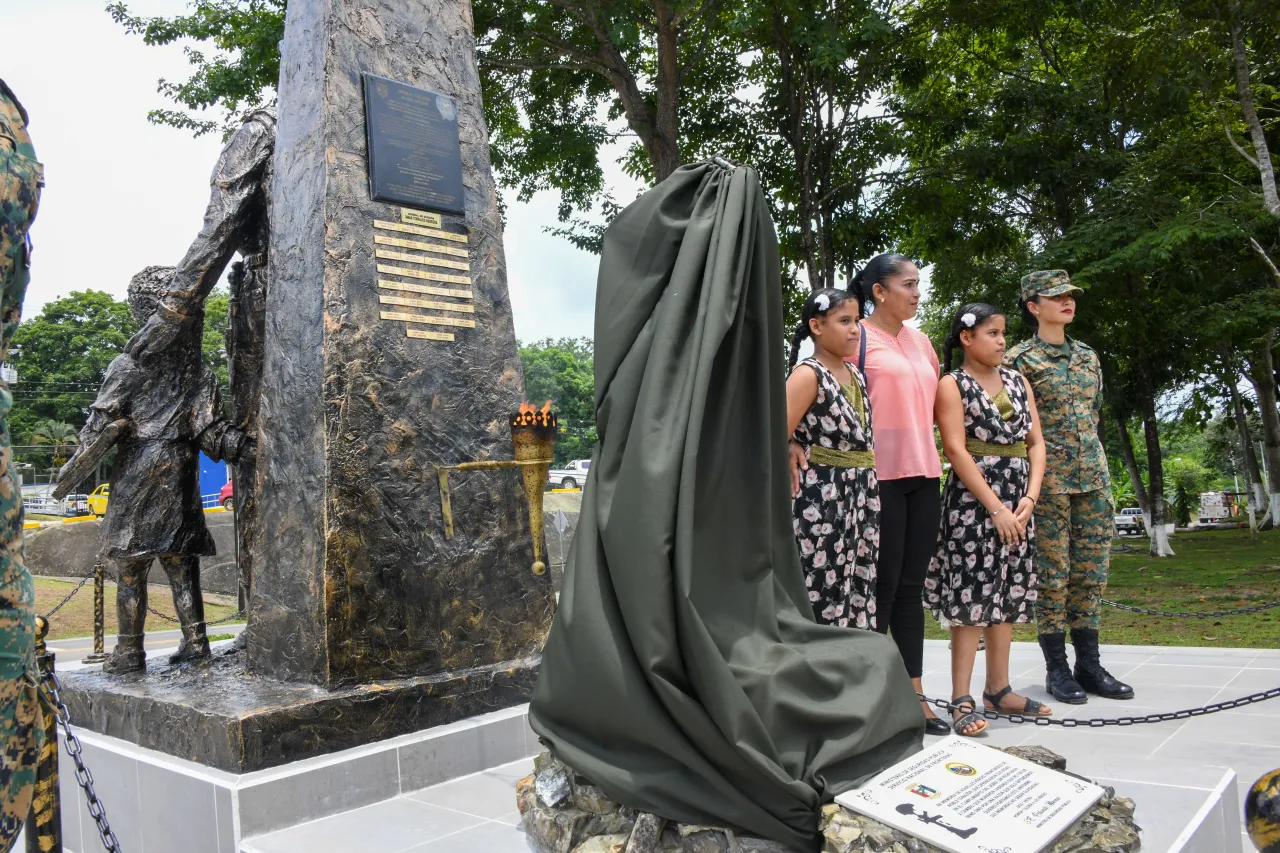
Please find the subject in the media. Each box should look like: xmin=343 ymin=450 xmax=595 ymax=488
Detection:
xmin=548 ymin=459 xmax=591 ymax=490
xmin=1114 ymin=507 xmax=1144 ymax=536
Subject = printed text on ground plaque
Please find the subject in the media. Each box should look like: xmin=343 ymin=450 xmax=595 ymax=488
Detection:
xmin=835 ymin=739 xmax=1103 ymax=853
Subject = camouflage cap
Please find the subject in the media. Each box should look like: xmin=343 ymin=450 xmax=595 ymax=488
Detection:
xmin=1020 ymin=270 xmax=1082 ymax=302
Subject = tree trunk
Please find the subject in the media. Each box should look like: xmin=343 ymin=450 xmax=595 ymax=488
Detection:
xmin=1228 ymin=0 xmax=1280 ymax=215
xmin=1246 ymin=337 xmax=1280 ymax=525
xmin=1137 ymin=361 xmax=1174 ymax=556
xmin=1225 ymin=361 xmax=1268 ymax=529
xmin=649 ymin=0 xmax=682 ymax=181
xmin=1113 ymin=411 xmax=1151 ymax=532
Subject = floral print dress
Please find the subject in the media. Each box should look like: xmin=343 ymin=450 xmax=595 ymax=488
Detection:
xmin=791 ymin=358 xmax=879 ymax=629
xmin=926 ymin=367 xmax=1037 ymax=626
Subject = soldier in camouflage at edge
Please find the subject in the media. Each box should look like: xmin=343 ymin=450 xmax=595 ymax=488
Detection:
xmin=0 ymin=77 xmax=42 ymax=850
xmin=1006 ymin=270 xmax=1134 ymax=705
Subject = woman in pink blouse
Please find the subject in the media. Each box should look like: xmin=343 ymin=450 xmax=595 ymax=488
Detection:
xmin=854 ymin=253 xmax=948 ymax=736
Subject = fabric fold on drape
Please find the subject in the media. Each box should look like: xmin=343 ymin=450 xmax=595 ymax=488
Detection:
xmin=529 ymin=162 xmax=924 ymax=852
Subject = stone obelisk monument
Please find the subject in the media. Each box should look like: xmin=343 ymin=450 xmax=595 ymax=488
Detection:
xmin=250 ymin=0 xmax=555 ymax=687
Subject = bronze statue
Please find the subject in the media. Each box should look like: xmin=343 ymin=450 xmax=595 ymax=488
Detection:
xmin=128 ymin=108 xmax=274 ymax=608
xmin=58 ymin=267 xmax=254 ymax=673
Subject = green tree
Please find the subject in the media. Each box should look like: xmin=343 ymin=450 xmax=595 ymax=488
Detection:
xmin=106 ymin=0 xmax=285 ymax=138
xmin=9 ymin=291 xmax=137 ymax=444
xmin=27 ymin=420 xmax=80 ymax=469
xmin=519 ymin=338 xmax=595 ymax=465
xmin=204 ymin=285 xmax=231 ymax=392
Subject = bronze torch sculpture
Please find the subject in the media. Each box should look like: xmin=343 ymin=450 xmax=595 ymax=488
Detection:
xmin=437 ymin=402 xmax=558 ymax=575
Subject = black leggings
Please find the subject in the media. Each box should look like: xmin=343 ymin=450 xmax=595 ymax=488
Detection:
xmin=874 ymin=476 xmax=941 ymax=679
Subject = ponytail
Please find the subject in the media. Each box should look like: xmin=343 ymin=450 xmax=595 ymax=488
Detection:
xmin=787 ymin=318 xmax=810 ymax=372
xmin=788 ymin=287 xmax=860 ymax=372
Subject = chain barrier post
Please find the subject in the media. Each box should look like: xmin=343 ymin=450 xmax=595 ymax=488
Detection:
xmin=82 ymin=562 xmax=108 ymax=664
xmin=26 ymin=616 xmax=61 ymax=853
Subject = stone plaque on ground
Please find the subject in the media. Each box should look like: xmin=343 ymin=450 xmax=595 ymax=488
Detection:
xmin=363 ymin=73 xmax=465 ymax=214
xmin=835 ymin=739 xmax=1105 ymax=853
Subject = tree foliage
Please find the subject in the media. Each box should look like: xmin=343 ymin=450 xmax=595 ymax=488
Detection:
xmin=106 ymin=0 xmax=285 ymax=138
xmin=518 ymin=338 xmax=596 ymax=465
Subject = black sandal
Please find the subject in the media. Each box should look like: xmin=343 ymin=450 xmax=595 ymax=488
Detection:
xmin=983 ymin=685 xmax=1051 ymax=717
xmin=950 ymin=695 xmax=988 ymax=737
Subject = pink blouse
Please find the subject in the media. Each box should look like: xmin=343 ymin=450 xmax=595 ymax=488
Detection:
xmin=859 ymin=321 xmax=943 ymax=481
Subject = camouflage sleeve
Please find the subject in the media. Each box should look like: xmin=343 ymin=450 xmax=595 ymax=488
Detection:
xmin=158 ymin=115 xmax=273 ymax=317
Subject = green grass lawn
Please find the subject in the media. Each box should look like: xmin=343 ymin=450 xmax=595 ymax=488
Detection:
xmin=924 ymin=527 xmax=1280 ymax=648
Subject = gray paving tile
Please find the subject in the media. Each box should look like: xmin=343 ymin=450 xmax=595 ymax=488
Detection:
xmin=239 ymin=747 xmax=400 ymax=837
xmin=488 ymin=757 xmax=535 ymax=783
xmin=1124 ymin=663 xmax=1246 ymax=688
xmin=137 ymin=757 xmax=219 ymax=853
xmin=479 ymin=713 xmax=531 ymax=769
xmin=1178 ymin=709 xmax=1280 ymax=746
xmin=58 ymin=743 xmax=82 ymax=853
xmin=1100 ymin=779 xmax=1225 ymax=853
xmin=215 ymin=784 xmax=235 ymax=853
xmin=1153 ymin=736 xmax=1280 ymax=787
xmin=408 ymin=770 xmax=523 ymax=820
xmin=246 ymin=797 xmax=487 ymax=853
xmin=1013 ymin=727 xmax=1168 ymax=762
xmin=494 ymin=810 xmax=524 ymax=827
xmin=1076 ymin=756 xmax=1232 ymax=790
xmin=404 ymin=818 xmax=532 ymax=853
xmin=399 ymin=727 xmax=484 ymax=793
xmin=1140 ymin=652 xmax=1262 ymax=669
xmin=1215 ymin=667 xmax=1280 ymax=694
xmin=78 ymin=741 xmax=141 ymax=853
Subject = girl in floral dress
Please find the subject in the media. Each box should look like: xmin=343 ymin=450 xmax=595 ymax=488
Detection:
xmin=927 ymin=303 xmax=1051 ymax=735
xmin=786 ymin=288 xmax=878 ymax=629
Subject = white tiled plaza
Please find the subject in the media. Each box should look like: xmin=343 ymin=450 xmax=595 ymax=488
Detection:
xmin=228 ymin=639 xmax=1280 ymax=853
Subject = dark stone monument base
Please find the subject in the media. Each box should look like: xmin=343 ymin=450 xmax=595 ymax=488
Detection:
xmin=57 ymin=644 xmax=539 ymax=773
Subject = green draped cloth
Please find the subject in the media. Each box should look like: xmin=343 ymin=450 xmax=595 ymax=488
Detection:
xmin=528 ymin=163 xmax=924 ymax=852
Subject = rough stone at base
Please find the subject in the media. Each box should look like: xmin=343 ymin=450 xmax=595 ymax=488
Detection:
xmin=518 ymin=749 xmax=1140 ymax=853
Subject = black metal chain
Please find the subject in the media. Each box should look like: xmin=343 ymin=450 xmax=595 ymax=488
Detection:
xmin=1100 ymin=598 xmax=1280 ymax=618
xmin=45 ymin=574 xmax=92 ymax=618
xmin=145 ymin=606 xmax=246 ymax=627
xmin=920 ymin=686 xmax=1280 ymax=727
xmin=38 ymin=666 xmax=123 ymax=853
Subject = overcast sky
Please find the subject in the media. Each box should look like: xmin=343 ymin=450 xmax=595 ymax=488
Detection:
xmin=2 ymin=0 xmax=641 ymax=344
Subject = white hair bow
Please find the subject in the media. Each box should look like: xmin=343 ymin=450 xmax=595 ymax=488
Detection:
xmin=815 ymin=294 xmax=830 ymax=311
xmin=961 ymin=312 xmax=977 ymax=327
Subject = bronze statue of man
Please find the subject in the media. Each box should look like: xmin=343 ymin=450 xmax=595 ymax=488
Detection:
xmin=61 ymin=267 xmax=254 ymax=673
xmin=128 ymin=108 xmax=274 ymax=607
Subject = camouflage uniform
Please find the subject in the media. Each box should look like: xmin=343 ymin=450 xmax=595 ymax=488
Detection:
xmin=0 ymin=78 xmax=42 ymax=849
xmin=1008 ymin=270 xmax=1132 ymax=703
xmin=1006 ymin=270 xmax=1111 ymax=634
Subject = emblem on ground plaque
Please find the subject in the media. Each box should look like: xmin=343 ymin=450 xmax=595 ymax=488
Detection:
xmin=363 ymin=73 xmax=465 ymax=214
xmin=835 ymin=739 xmax=1105 ymax=853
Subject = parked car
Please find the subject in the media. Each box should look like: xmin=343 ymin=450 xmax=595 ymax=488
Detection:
xmin=547 ymin=459 xmax=590 ymax=490
xmin=1114 ymin=507 xmax=1144 ymax=536
xmin=60 ymin=494 xmax=89 ymax=517
xmin=88 ymin=483 xmax=110 ymax=517
xmin=220 ymin=481 xmax=234 ymax=510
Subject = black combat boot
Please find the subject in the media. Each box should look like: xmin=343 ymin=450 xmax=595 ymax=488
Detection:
xmin=1071 ymin=628 xmax=1134 ymax=699
xmin=169 ymin=621 xmax=210 ymax=665
xmin=102 ymin=633 xmax=146 ymax=674
xmin=1039 ymin=633 xmax=1087 ymax=704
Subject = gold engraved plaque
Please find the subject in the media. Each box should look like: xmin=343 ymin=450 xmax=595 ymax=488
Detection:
xmin=376 ymin=279 xmax=473 ymax=298
xmin=377 ymin=263 xmax=470 ymax=285
xmin=375 ymin=234 xmax=469 ymax=259
xmin=380 ymin=294 xmax=475 ymax=313
xmin=408 ymin=329 xmax=455 ymax=341
xmin=401 ymin=209 xmax=442 ymax=229
xmin=374 ymin=248 xmax=470 ymax=272
xmin=380 ymin=311 xmax=477 ymax=328
xmin=373 ymin=219 xmax=468 ymax=244
xmin=378 ymin=279 xmax=473 ymax=300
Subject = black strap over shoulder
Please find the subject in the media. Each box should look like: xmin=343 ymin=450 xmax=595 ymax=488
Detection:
xmin=858 ymin=325 xmax=867 ymax=379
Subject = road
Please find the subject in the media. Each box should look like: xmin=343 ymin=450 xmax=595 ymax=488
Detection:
xmin=49 ymin=622 xmax=247 ymax=670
